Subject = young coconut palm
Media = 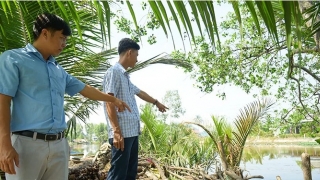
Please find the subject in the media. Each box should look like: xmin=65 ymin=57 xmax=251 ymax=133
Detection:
xmin=139 ymin=103 xmax=216 ymax=169
xmin=187 ymin=98 xmax=274 ymax=179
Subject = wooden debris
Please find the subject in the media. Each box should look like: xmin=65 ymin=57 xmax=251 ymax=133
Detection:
xmin=68 ymin=142 xmax=216 ymax=179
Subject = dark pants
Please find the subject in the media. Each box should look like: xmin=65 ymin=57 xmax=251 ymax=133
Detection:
xmin=106 ymin=136 xmax=139 ymax=180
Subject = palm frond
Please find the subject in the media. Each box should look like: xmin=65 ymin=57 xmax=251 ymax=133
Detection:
xmin=0 ymin=2 xmax=30 ymax=51
xmin=184 ymin=121 xmax=216 ymax=147
xmin=301 ymin=2 xmax=320 ymax=37
xmin=185 ymin=99 xmax=274 ymax=170
xmin=232 ymin=98 xmax=274 ymax=166
xmin=140 ymin=103 xmax=159 ymax=151
xmin=64 ymin=97 xmax=100 ymax=138
xmin=127 ymin=53 xmax=192 ymax=74
xmin=2 ymin=1 xmax=316 ymax=55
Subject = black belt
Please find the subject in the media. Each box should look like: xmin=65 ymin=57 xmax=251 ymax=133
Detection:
xmin=12 ymin=130 xmax=65 ymax=141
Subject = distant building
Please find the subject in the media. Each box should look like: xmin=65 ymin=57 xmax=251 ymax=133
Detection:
xmin=73 ymin=139 xmax=88 ymax=144
xmin=286 ymin=119 xmax=316 ymax=134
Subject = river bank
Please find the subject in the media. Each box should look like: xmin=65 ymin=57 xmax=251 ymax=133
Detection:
xmin=1 ymin=138 xmax=319 ymax=180
xmin=245 ymin=136 xmax=319 ymax=146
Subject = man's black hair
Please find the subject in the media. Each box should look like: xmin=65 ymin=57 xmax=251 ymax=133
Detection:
xmin=118 ymin=38 xmax=140 ymax=55
xmin=33 ymin=12 xmax=71 ymax=40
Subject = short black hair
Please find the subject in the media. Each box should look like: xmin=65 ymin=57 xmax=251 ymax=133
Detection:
xmin=33 ymin=12 xmax=71 ymax=40
xmin=118 ymin=38 xmax=140 ymax=55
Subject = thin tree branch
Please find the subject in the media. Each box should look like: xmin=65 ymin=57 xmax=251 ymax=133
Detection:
xmin=245 ymin=175 xmax=264 ymax=179
xmin=289 ymin=75 xmax=319 ymax=123
xmin=292 ymin=48 xmax=320 ymax=55
xmin=293 ymin=64 xmax=320 ymax=83
xmin=280 ymin=107 xmax=295 ymax=123
xmin=167 ymin=170 xmax=184 ymax=180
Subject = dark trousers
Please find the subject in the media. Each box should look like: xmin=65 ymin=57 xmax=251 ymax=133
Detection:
xmin=106 ymin=136 xmax=139 ymax=180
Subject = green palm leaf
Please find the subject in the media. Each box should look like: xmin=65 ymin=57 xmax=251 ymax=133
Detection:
xmin=166 ymin=1 xmax=185 ymax=50
xmin=65 ymin=97 xmax=99 ymax=138
xmin=127 ymin=53 xmax=192 ymax=74
xmin=186 ymin=98 xmax=274 ymax=171
xmin=140 ymin=103 xmax=159 ymax=151
xmin=302 ymin=2 xmax=320 ymax=37
xmin=245 ymin=1 xmax=261 ymax=35
xmin=2 ymin=1 xmax=314 ymax=57
xmin=232 ymin=98 xmax=274 ymax=166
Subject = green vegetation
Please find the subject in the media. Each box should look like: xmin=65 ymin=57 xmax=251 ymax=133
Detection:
xmin=139 ymin=103 xmax=215 ymax=171
xmin=1 ymin=1 xmax=320 ymax=179
xmin=188 ymin=98 xmax=273 ymax=179
xmin=172 ymin=2 xmax=320 ymax=121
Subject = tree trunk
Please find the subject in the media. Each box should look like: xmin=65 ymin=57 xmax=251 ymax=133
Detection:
xmin=301 ymin=153 xmax=312 ymax=180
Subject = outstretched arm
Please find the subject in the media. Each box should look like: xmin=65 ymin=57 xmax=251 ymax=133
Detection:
xmin=79 ymin=85 xmax=131 ymax=112
xmin=136 ymin=90 xmax=168 ymax=113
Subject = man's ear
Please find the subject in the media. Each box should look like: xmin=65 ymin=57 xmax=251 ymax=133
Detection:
xmin=127 ymin=49 xmax=132 ymax=56
xmin=41 ymin=29 xmax=48 ymax=39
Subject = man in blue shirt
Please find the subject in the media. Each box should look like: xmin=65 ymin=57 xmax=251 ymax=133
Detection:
xmin=0 ymin=13 xmax=130 ymax=180
xmin=103 ymin=38 xmax=168 ymax=180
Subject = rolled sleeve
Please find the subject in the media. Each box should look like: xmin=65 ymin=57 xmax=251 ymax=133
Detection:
xmin=65 ymin=73 xmax=86 ymax=96
xmin=0 ymin=51 xmax=19 ymax=97
xmin=104 ymin=69 xmax=120 ymax=96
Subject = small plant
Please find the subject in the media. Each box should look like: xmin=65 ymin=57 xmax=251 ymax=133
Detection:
xmin=187 ymin=98 xmax=274 ymax=179
xmin=139 ymin=103 xmax=216 ymax=169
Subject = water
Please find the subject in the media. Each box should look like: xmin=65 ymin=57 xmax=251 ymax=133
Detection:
xmin=71 ymin=144 xmax=320 ymax=179
xmin=242 ymin=145 xmax=320 ymax=180
xmin=70 ymin=144 xmax=100 ymax=159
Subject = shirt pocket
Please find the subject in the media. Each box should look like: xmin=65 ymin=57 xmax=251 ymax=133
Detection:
xmin=51 ymin=64 xmax=64 ymax=79
xmin=49 ymin=64 xmax=66 ymax=93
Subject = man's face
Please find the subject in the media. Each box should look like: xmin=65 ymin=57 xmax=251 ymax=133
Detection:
xmin=128 ymin=49 xmax=139 ymax=67
xmin=45 ymin=29 xmax=68 ymax=57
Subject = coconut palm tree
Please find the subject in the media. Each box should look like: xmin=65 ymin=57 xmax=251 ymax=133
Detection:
xmin=0 ymin=1 xmax=191 ymax=138
xmin=187 ymin=98 xmax=274 ymax=179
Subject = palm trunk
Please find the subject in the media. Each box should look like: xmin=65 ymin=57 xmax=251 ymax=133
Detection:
xmin=301 ymin=153 xmax=312 ymax=180
xmin=217 ymin=140 xmax=228 ymax=171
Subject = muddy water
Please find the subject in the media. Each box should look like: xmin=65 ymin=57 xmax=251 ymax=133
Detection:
xmin=241 ymin=145 xmax=320 ymax=180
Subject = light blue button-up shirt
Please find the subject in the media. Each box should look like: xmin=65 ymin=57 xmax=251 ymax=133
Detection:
xmin=103 ymin=62 xmax=141 ymax=138
xmin=0 ymin=43 xmax=85 ymax=134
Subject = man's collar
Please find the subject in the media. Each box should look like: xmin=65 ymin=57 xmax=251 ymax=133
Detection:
xmin=115 ymin=62 xmax=127 ymax=74
xmin=25 ymin=43 xmax=38 ymax=53
xmin=25 ymin=43 xmax=56 ymax=63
